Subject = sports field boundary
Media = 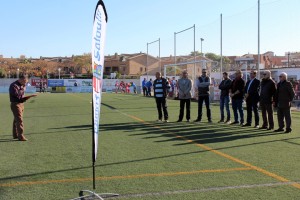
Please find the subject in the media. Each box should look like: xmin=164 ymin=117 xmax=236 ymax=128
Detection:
xmin=0 ymin=167 xmax=251 ymax=188
xmin=69 ymin=94 xmax=300 ymax=192
xmin=98 ymin=95 xmax=300 ymax=190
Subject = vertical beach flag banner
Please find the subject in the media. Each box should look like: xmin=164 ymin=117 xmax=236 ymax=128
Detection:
xmin=92 ymin=0 xmax=108 ymax=162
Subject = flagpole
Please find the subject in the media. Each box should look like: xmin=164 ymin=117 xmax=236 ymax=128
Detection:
xmin=92 ymin=96 xmax=95 ymax=189
xmin=76 ymin=1 xmax=119 ymax=199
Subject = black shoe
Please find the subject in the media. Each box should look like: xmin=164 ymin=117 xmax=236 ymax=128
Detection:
xmin=208 ymin=120 xmax=213 ymax=123
xmin=177 ymin=120 xmax=182 ymax=122
xmin=194 ymin=119 xmax=201 ymax=122
xmin=242 ymin=123 xmax=251 ymax=127
xmin=285 ymin=128 xmax=292 ymax=133
xmin=259 ymin=126 xmax=268 ymax=129
xmin=274 ymin=128 xmax=284 ymax=132
xmin=230 ymin=121 xmax=239 ymax=125
xmin=218 ymin=120 xmax=224 ymax=123
xmin=267 ymin=127 xmax=274 ymax=130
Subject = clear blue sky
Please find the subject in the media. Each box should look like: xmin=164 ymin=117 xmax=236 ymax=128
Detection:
xmin=0 ymin=0 xmax=299 ymax=58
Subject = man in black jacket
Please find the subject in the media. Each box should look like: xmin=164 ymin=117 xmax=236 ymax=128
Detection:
xmin=243 ymin=70 xmax=261 ymax=128
xmin=153 ymin=72 xmax=170 ymax=123
xmin=230 ymin=70 xmax=245 ymax=125
xmin=274 ymin=72 xmax=295 ymax=133
xmin=218 ymin=72 xmax=232 ymax=123
xmin=260 ymin=70 xmax=276 ymax=130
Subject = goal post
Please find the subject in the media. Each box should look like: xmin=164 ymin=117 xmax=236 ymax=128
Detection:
xmin=163 ymin=60 xmax=219 ymax=98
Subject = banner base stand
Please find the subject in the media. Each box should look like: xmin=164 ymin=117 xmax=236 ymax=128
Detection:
xmin=71 ymin=190 xmax=119 ymax=200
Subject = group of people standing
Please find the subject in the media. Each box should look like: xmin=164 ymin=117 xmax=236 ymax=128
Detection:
xmin=151 ymin=69 xmax=296 ymax=134
xmin=115 ymin=81 xmax=137 ymax=94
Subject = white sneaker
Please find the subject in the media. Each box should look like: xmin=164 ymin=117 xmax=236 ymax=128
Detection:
xmin=164 ymin=120 xmax=169 ymax=123
xmin=156 ymin=119 xmax=163 ymax=123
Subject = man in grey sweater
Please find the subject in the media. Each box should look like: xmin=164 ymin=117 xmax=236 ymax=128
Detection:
xmin=177 ymin=70 xmax=192 ymax=122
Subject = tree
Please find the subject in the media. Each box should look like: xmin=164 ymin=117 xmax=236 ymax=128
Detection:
xmin=0 ymin=68 xmax=6 ymax=78
xmin=73 ymin=54 xmax=92 ymax=76
xmin=189 ymin=51 xmax=203 ymax=56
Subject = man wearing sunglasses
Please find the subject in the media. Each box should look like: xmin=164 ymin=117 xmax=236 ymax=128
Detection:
xmin=194 ymin=69 xmax=212 ymax=123
xmin=259 ymin=70 xmax=276 ymax=130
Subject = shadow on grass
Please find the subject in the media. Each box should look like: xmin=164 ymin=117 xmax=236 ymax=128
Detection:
xmin=0 ymin=149 xmax=205 ymax=181
xmin=0 ymin=139 xmax=19 ymax=143
xmin=24 ymin=113 xmax=92 ymax=119
xmin=1 ymin=121 xmax=299 ymax=181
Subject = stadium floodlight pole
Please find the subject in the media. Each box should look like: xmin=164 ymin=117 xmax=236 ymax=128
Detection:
xmin=257 ymin=0 xmax=261 ymax=79
xmin=58 ymin=68 xmax=61 ymax=79
xmin=147 ymin=38 xmax=161 ymax=79
xmin=174 ymin=24 xmax=196 ymax=78
xmin=200 ymin=38 xmax=204 ymax=55
xmin=220 ymin=13 xmax=223 ymax=78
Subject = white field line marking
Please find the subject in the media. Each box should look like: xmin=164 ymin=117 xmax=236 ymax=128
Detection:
xmin=109 ymin=181 xmax=300 ymax=199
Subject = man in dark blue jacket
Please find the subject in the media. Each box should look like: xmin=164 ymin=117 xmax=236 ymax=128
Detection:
xmin=243 ymin=70 xmax=261 ymax=128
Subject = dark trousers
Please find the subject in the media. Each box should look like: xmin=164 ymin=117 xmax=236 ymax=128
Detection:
xmin=232 ymin=99 xmax=244 ymax=123
xmin=147 ymin=87 xmax=151 ymax=96
xmin=178 ymin=99 xmax=191 ymax=121
xmin=143 ymin=86 xmax=147 ymax=96
xmin=220 ymin=95 xmax=230 ymax=121
xmin=261 ymin=103 xmax=274 ymax=128
xmin=197 ymin=95 xmax=211 ymax=120
xmin=277 ymin=107 xmax=292 ymax=129
xmin=246 ymin=100 xmax=259 ymax=125
xmin=155 ymin=98 xmax=168 ymax=120
xmin=10 ymin=102 xmax=25 ymax=139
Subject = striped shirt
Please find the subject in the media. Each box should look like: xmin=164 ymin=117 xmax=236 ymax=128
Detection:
xmin=153 ymin=78 xmax=170 ymax=98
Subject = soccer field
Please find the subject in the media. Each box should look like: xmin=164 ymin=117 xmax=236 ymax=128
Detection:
xmin=0 ymin=93 xmax=300 ymax=200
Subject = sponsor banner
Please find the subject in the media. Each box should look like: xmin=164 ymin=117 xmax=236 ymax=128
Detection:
xmin=31 ymin=78 xmax=47 ymax=87
xmin=92 ymin=0 xmax=108 ymax=162
xmin=48 ymin=79 xmax=64 ymax=87
xmin=82 ymin=80 xmax=92 ymax=86
xmin=66 ymin=86 xmax=93 ymax=93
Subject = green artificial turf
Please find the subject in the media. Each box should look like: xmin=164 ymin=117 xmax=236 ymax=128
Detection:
xmin=0 ymin=93 xmax=299 ymax=200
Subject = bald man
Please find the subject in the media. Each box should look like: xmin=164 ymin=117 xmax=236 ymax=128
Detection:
xmin=274 ymin=72 xmax=295 ymax=133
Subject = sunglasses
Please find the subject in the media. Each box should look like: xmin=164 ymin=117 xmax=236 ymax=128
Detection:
xmin=279 ymin=76 xmax=283 ymax=78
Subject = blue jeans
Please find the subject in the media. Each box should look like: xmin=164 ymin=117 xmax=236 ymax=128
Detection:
xmin=220 ymin=95 xmax=230 ymax=121
xmin=232 ymin=99 xmax=244 ymax=123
